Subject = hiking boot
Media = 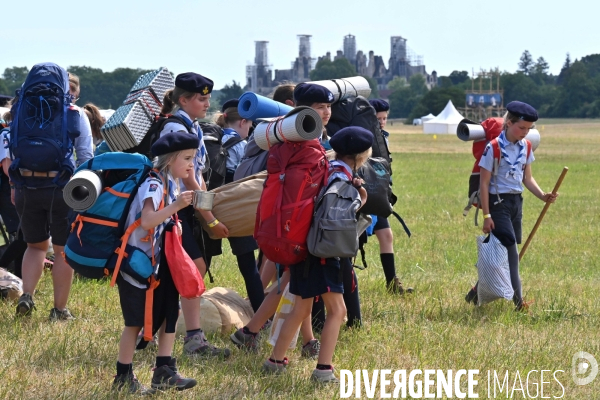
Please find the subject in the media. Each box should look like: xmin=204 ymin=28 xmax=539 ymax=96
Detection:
xmin=301 ymin=339 xmax=320 ymax=359
xmin=387 ymin=277 xmax=414 ymax=295
xmin=465 ymin=287 xmax=478 ymax=305
xmin=16 ymin=293 xmax=35 ymax=317
xmin=230 ymin=328 xmax=259 ymax=353
xmin=49 ymin=307 xmax=75 ymax=321
xmin=262 ymin=358 xmax=288 ymax=374
xmin=184 ymin=333 xmax=231 ymax=359
xmin=112 ymin=373 xmax=154 ymax=395
xmin=151 ymin=358 xmax=196 ymax=391
xmin=311 ymin=367 xmax=340 ymax=383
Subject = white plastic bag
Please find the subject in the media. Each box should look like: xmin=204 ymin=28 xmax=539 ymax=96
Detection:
xmin=476 ymin=233 xmax=514 ymax=305
xmin=268 ymin=283 xmax=300 ymax=349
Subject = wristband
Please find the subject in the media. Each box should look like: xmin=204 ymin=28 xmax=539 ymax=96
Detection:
xmin=483 ymin=214 xmax=492 ymax=219
xmin=207 ymin=219 xmax=220 ymax=228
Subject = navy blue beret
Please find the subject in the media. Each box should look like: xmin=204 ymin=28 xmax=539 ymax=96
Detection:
xmin=329 ymin=126 xmax=374 ymax=155
xmin=369 ymin=99 xmax=390 ymax=113
xmin=506 ymin=101 xmax=538 ymax=122
xmin=151 ymin=131 xmax=200 ymax=157
xmin=221 ymin=98 xmax=239 ymax=112
xmin=293 ymin=83 xmax=334 ymax=104
xmin=175 ymin=72 xmax=214 ymax=95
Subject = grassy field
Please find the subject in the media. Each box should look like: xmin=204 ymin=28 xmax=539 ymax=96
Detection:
xmin=1 ymin=121 xmax=599 ymax=399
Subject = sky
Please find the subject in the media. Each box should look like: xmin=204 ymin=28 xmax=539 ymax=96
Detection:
xmin=4 ymin=0 xmax=598 ymax=89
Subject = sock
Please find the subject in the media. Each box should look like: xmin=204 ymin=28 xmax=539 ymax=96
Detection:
xmin=316 ymin=363 xmax=332 ymax=370
xmin=186 ymin=329 xmax=203 ymax=338
xmin=116 ymin=362 xmax=133 ymax=376
xmin=155 ymin=356 xmax=171 ymax=368
xmin=269 ymin=358 xmax=285 ymax=364
xmin=242 ymin=326 xmax=258 ymax=337
xmin=380 ymin=253 xmax=396 ymax=283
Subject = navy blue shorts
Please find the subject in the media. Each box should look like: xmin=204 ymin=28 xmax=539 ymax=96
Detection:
xmin=373 ymin=216 xmax=390 ymax=231
xmin=228 ymin=235 xmax=258 ymax=256
xmin=489 ymin=193 xmax=523 ymax=247
xmin=177 ymin=205 xmax=204 ymax=260
xmin=289 ymin=255 xmax=344 ymax=299
xmin=14 ymin=186 xmax=70 ymax=245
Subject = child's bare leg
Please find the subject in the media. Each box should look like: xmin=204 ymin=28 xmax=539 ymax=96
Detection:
xmin=270 ymin=296 xmax=312 ymax=361
xmin=118 ymin=326 xmax=142 ymax=364
xmin=317 ymin=292 xmax=346 ymax=366
xmin=246 ymin=271 xmax=290 ymax=332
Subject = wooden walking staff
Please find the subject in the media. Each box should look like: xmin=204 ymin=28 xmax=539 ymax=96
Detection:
xmin=519 ymin=167 xmax=569 ymax=261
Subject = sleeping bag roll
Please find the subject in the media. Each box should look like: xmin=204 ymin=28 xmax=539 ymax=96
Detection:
xmin=63 ymin=169 xmax=103 ymax=211
xmin=238 ymin=92 xmax=294 ymax=121
xmin=307 ymin=76 xmax=371 ymax=102
xmin=457 ymin=119 xmax=541 ymax=152
xmin=253 ymin=106 xmax=323 ymax=150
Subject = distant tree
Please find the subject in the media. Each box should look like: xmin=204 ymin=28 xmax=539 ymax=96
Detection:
xmin=448 ymin=70 xmax=470 ymax=85
xmin=388 ymin=86 xmax=418 ymax=118
xmin=563 ymin=53 xmax=572 ymax=70
xmin=533 ymin=57 xmax=549 ymax=75
xmin=309 ymin=58 xmax=356 ymax=81
xmin=501 ymin=72 xmax=540 ymax=108
xmin=219 ymin=80 xmax=244 ymax=104
xmin=437 ymin=76 xmax=454 ymax=88
xmin=387 ymin=76 xmax=408 ymax=92
xmin=518 ymin=50 xmax=533 ymax=74
xmin=0 ymin=79 xmax=9 ymax=96
xmin=409 ymin=74 xmax=427 ymax=96
xmin=556 ymin=53 xmax=572 ymax=85
xmin=407 ymin=86 xmax=464 ymax=121
xmin=2 ymin=67 xmax=29 ymax=94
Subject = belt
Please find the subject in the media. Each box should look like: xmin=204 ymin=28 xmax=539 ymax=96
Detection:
xmin=19 ymin=169 xmax=59 ymax=178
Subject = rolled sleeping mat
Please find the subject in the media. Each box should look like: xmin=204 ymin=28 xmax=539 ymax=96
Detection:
xmin=457 ymin=118 xmax=541 ymax=152
xmin=63 ymin=169 xmax=103 ymax=211
xmin=253 ymin=106 xmax=323 ymax=150
xmin=238 ymin=92 xmax=293 ymax=121
xmin=307 ymin=76 xmax=371 ymax=102
xmin=457 ymin=118 xmax=486 ymax=141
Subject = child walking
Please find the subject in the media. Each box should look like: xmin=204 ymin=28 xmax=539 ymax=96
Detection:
xmin=113 ymin=132 xmax=199 ymax=394
xmin=263 ymin=126 xmax=372 ymax=383
xmin=465 ymin=101 xmax=558 ymax=310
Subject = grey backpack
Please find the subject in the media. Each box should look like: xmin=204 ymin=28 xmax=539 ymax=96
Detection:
xmin=307 ymin=178 xmax=362 ymax=259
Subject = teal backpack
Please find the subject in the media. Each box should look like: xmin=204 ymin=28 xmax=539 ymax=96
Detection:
xmin=64 ymin=152 xmax=165 ymax=287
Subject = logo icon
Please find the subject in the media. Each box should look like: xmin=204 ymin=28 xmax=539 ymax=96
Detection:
xmin=202 ymin=86 xmax=209 ymax=95
xmin=572 ymin=351 xmax=598 ymax=386
xmin=328 ymin=93 xmax=334 ymax=102
xmin=37 ymin=69 xmax=51 ymax=76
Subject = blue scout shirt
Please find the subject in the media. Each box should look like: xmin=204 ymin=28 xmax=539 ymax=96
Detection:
xmin=222 ymin=128 xmax=246 ymax=173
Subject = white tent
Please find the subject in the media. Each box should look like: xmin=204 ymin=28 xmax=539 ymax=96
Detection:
xmin=421 ymin=113 xmax=435 ymax=122
xmin=422 ymin=100 xmax=465 ymax=134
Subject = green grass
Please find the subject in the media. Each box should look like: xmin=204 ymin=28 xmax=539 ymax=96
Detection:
xmin=1 ymin=124 xmax=599 ymax=399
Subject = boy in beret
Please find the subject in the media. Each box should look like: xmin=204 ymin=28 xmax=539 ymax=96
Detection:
xmin=113 ymin=131 xmax=199 ymax=394
xmin=265 ymin=126 xmax=371 ymax=383
xmin=465 ymin=101 xmax=558 ymax=311
xmin=368 ymin=99 xmax=414 ymax=295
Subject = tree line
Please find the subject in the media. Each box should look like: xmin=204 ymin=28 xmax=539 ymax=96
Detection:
xmin=2 ymin=51 xmax=598 ymax=119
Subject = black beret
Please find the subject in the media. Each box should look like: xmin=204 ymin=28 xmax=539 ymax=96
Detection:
xmin=151 ymin=131 xmax=200 ymax=157
xmin=293 ymin=83 xmax=334 ymax=104
xmin=506 ymin=101 xmax=538 ymax=122
xmin=175 ymin=72 xmax=214 ymax=95
xmin=369 ymin=99 xmax=390 ymax=113
xmin=329 ymin=126 xmax=374 ymax=155
xmin=221 ymin=98 xmax=239 ymax=112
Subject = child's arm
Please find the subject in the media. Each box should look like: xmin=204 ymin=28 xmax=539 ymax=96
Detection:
xmin=479 ymin=167 xmax=495 ymax=234
xmin=523 ymin=164 xmax=559 ymax=203
xmin=140 ymin=191 xmax=193 ymax=231
xmin=183 ymin=172 xmax=230 ymax=238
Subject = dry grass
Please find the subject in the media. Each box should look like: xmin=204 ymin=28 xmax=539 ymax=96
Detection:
xmin=0 ymin=121 xmax=599 ymax=399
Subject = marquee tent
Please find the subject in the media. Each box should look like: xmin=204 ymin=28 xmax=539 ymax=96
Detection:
xmin=422 ymin=100 xmax=465 ymax=134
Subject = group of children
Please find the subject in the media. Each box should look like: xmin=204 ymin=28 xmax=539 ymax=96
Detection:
xmin=0 ymin=65 xmax=559 ymax=393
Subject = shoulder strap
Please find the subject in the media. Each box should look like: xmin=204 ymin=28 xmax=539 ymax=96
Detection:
xmin=391 ymin=211 xmax=411 ymax=238
xmin=525 ymin=139 xmax=532 ymax=159
xmin=163 ymin=115 xmax=194 ymax=134
xmin=223 ymin=137 xmax=244 ymax=151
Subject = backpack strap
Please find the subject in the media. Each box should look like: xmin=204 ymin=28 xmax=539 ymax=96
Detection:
xmin=391 ymin=211 xmax=411 ymax=238
xmin=223 ymin=136 xmax=244 ymax=151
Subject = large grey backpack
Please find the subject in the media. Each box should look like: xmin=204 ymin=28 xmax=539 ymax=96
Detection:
xmin=307 ymin=178 xmax=362 ymax=259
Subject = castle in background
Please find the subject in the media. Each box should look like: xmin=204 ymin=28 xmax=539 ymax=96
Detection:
xmin=245 ymin=34 xmax=437 ymax=97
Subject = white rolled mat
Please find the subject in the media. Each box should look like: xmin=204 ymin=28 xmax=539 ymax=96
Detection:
xmin=254 ymin=107 xmax=323 ymax=150
xmin=307 ymin=76 xmax=371 ymax=102
xmin=63 ymin=170 xmax=103 ymax=211
xmin=457 ymin=120 xmax=541 ymax=152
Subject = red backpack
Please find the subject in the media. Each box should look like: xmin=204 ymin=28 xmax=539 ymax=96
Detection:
xmin=464 ymin=117 xmax=531 ymax=224
xmin=254 ymin=139 xmax=328 ymax=266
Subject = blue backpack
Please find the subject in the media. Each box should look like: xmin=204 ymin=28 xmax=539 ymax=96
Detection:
xmin=64 ymin=152 xmax=165 ymax=287
xmin=9 ymin=62 xmax=81 ymax=187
